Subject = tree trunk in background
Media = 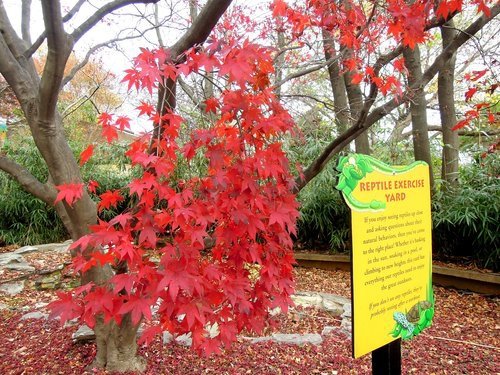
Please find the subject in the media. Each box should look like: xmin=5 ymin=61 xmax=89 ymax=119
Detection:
xmin=345 ymin=69 xmax=370 ymax=154
xmin=275 ymin=29 xmax=286 ymax=100
xmin=438 ymin=20 xmax=459 ymax=191
xmin=403 ymin=45 xmax=434 ymax=188
xmin=322 ymin=30 xmax=349 ymax=141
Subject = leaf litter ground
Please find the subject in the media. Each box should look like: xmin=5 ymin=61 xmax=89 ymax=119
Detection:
xmin=0 ymin=249 xmax=498 ymax=374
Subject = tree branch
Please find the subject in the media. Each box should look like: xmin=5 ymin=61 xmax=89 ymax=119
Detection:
xmin=170 ymin=0 xmax=233 ymax=59
xmin=71 ymin=0 xmax=160 ymax=43
xmin=21 ymin=0 xmax=32 ymax=44
xmin=23 ymin=0 xmax=88 ymax=59
xmin=63 ymin=0 xmax=87 ymax=23
xmin=38 ymin=0 xmax=71 ymax=125
xmin=295 ymin=4 xmax=500 ymax=192
xmin=275 ymin=54 xmax=343 ymax=88
xmin=0 ymin=1 xmax=27 ymax=58
xmin=401 ymin=126 xmax=500 ymax=138
xmin=281 ymin=94 xmax=336 ymax=111
xmin=0 ymin=155 xmax=56 ymax=205
xmin=62 ymin=32 xmax=152 ymax=87
xmin=62 ymin=84 xmax=101 ymax=119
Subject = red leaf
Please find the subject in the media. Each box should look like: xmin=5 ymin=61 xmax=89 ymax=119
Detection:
xmin=79 ymin=144 xmax=94 ymax=166
xmin=119 ymin=295 xmax=152 ymax=325
xmin=98 ymin=190 xmax=124 ymax=212
xmin=48 ymin=291 xmax=83 ymax=324
xmin=137 ymin=326 xmax=162 ymax=345
xmin=102 ymin=124 xmax=118 ymax=143
xmin=452 ymin=118 xmax=470 ymax=131
xmin=465 ymin=87 xmax=478 ymax=102
xmin=487 ymin=112 xmax=495 ymax=123
xmin=137 ymin=101 xmax=155 ymax=117
xmin=112 ymin=273 xmax=137 ymax=295
xmin=351 ymin=72 xmax=363 ymax=84
xmin=272 ymin=0 xmax=288 ymax=17
xmin=98 ymin=112 xmax=112 ymax=125
xmin=139 ymin=225 xmax=157 ymax=247
xmin=90 ymin=250 xmax=115 ymax=266
xmin=204 ymin=97 xmax=219 ymax=113
xmin=54 ymin=183 xmax=84 ymax=207
xmin=115 ymin=116 xmax=131 ymax=131
xmin=87 ymin=180 xmax=99 ymax=194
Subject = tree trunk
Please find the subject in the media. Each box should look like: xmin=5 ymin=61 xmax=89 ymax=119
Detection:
xmin=275 ymin=29 xmax=286 ymax=100
xmin=322 ymin=30 xmax=350 ymax=138
xmin=403 ymin=45 xmax=434 ymax=188
xmin=91 ymin=315 xmax=145 ymax=372
xmin=345 ymin=69 xmax=370 ymax=154
xmin=438 ymin=20 xmax=459 ymax=191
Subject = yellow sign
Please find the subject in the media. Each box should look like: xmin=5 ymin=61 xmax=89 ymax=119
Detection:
xmin=336 ymin=154 xmax=434 ymax=359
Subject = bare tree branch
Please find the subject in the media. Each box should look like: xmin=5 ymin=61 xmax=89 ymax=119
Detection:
xmin=62 ymin=84 xmax=101 ymax=119
xmin=275 ymin=54 xmax=343 ymax=88
xmin=62 ymin=31 xmax=152 ymax=86
xmin=401 ymin=126 xmax=500 ymax=137
xmin=72 ymin=0 xmax=160 ymax=43
xmin=178 ymin=76 xmax=203 ymax=109
xmin=0 ymin=1 xmax=27 ymax=58
xmin=171 ymin=0 xmax=233 ymax=59
xmin=21 ymin=0 xmax=32 ymax=44
xmin=23 ymin=33 xmax=44 ymax=59
xmin=63 ymin=0 xmax=87 ymax=23
xmin=38 ymin=0 xmax=71 ymax=124
xmin=282 ymin=94 xmax=336 ymax=111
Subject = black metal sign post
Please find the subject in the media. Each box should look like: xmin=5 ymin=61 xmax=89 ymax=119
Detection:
xmin=372 ymin=339 xmax=401 ymax=375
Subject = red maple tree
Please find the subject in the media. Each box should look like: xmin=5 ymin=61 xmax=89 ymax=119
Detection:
xmin=50 ymin=39 xmax=300 ymax=355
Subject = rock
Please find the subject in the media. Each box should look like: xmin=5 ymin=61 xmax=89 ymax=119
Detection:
xmin=321 ymin=299 xmax=343 ymax=316
xmin=35 ymin=242 xmax=71 ymax=253
xmin=34 ymin=302 xmax=49 ymax=309
xmin=321 ymin=326 xmax=337 ymax=336
xmin=162 ymin=331 xmax=174 ymax=344
xmin=35 ymin=275 xmax=62 ymax=290
xmin=0 ymin=281 xmax=25 ymax=296
xmin=21 ymin=311 xmax=48 ymax=320
xmin=14 ymin=246 xmax=39 ymax=255
xmin=242 ymin=336 xmax=272 ymax=344
xmin=341 ymin=302 xmax=351 ymax=319
xmin=320 ymin=294 xmax=350 ymax=316
xmin=175 ymin=333 xmax=192 ymax=346
xmin=0 ymin=253 xmax=25 ymax=266
xmin=72 ymin=325 xmax=95 ymax=342
xmin=271 ymin=333 xmax=323 ymax=346
xmin=291 ymin=292 xmax=323 ymax=308
xmin=0 ymin=253 xmax=35 ymax=272
xmin=162 ymin=332 xmax=193 ymax=346
xmin=4 ymin=263 xmax=35 ymax=272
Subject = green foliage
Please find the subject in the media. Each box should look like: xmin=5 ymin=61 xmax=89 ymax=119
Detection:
xmin=0 ymin=139 xmax=135 ymax=246
xmin=296 ymin=169 xmax=350 ymax=251
xmin=432 ymin=152 xmax=499 ymax=271
xmin=286 ymin=115 xmax=350 ymax=252
xmin=0 ymin=142 xmax=67 ymax=245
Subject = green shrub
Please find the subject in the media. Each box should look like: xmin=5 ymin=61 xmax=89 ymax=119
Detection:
xmin=0 ymin=142 xmax=67 ymax=245
xmin=432 ymin=153 xmax=499 ymax=271
xmin=0 ymin=140 xmax=135 ymax=246
xmin=295 ymin=157 xmax=350 ymax=252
